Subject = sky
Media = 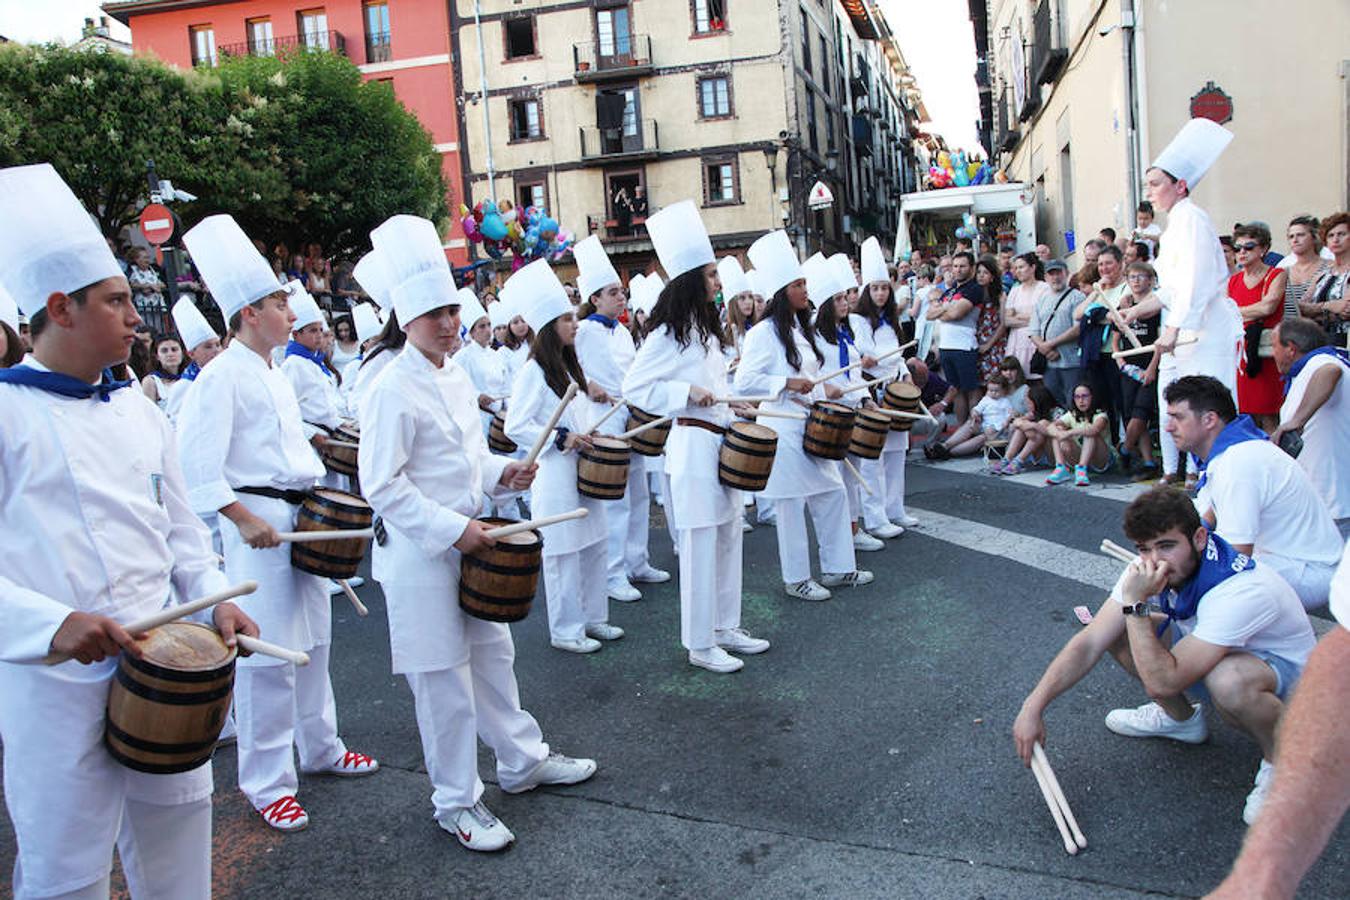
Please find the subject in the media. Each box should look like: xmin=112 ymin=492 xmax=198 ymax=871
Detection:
xmin=0 ymin=1 xmax=132 ymax=44
xmin=877 ymin=0 xmax=983 ymax=153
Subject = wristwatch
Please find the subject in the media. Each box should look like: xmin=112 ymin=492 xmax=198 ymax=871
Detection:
xmin=1120 ymin=602 xmax=1151 ymax=617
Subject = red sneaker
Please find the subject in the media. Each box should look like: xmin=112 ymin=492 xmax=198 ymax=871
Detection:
xmin=307 ymin=750 xmax=380 ymax=777
xmin=259 ymin=795 xmax=309 ymax=832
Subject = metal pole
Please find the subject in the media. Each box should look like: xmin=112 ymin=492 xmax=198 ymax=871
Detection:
xmin=473 ymin=0 xmax=495 ymax=203
xmin=145 ymin=160 xmax=180 ymax=313
xmin=1121 ymin=0 xmax=1140 ymax=219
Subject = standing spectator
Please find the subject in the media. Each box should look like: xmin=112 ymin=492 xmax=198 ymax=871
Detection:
xmin=1099 ymin=227 xmax=1117 ymax=246
xmin=1003 ymin=252 xmax=1049 ymax=376
xmin=1045 ymin=382 xmax=1111 ymax=486
xmin=1071 ymin=239 xmax=1106 ymax=289
xmin=0 ymin=284 xmax=24 ymax=368
xmin=997 ymin=246 xmax=1016 ymax=291
xmin=926 ymin=250 xmax=985 ymax=424
xmin=1231 ymin=222 xmax=1288 ymax=431
xmin=1074 ymin=244 xmax=1128 ymax=439
xmin=126 ymin=246 xmax=166 ymax=321
xmin=1124 ymin=241 xmax=1151 ymax=264
xmin=1279 ymin=215 xmax=1328 ymax=320
xmin=331 ymin=261 xmax=362 ymax=312
xmin=1028 ymin=259 xmax=1083 ymax=407
xmin=974 ymin=255 xmax=1007 ymax=382
xmin=1034 ymin=243 xmax=1052 ymax=263
xmin=304 ymin=243 xmax=334 ymax=311
xmin=1299 ymin=213 xmax=1350 ymax=341
xmin=1131 ymin=201 xmax=1162 ymax=257
xmin=1114 ymin=262 xmax=1164 ymax=478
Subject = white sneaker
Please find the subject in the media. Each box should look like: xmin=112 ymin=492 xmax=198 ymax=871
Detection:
xmin=346 ymin=576 xmax=365 ymax=588
xmin=867 ymin=522 xmax=905 ymax=539
xmin=445 ymin=801 xmax=514 ymax=851
xmin=716 ymin=627 xmax=770 ymax=655
xmin=784 ymin=579 xmax=831 ymax=601
xmin=585 ymin=623 xmax=625 ymax=641
xmin=853 ymin=531 xmax=885 ymax=552
xmin=1243 ymin=760 xmax=1275 ymax=825
xmin=742 ymin=518 xmax=753 ymax=532
xmin=820 ymin=570 xmax=874 ymax=588
xmin=328 ymin=580 xmax=345 ymax=596
xmin=1104 ymin=701 xmax=1208 ymax=744
xmin=607 ymin=579 xmax=642 ymax=602
xmin=896 ymin=514 xmax=920 ymax=528
xmin=629 ymin=565 xmax=670 ymax=584
xmin=551 ymin=636 xmax=602 ymax=654
xmin=504 ymin=752 xmax=598 ymax=794
xmin=689 ymin=646 xmax=744 ymax=673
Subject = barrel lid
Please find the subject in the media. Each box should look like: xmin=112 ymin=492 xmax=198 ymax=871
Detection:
xmin=477 ymin=518 xmax=541 ymax=546
xmin=135 ymin=622 xmax=235 ymax=670
xmin=313 ymin=487 xmax=371 ymax=511
xmin=730 ymin=420 xmax=777 ymax=439
xmin=888 ymin=382 xmax=921 ymax=399
xmin=589 ymin=436 xmax=630 ymax=450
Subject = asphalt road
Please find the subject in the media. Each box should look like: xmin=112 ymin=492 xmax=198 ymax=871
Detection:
xmin=3 ymin=461 xmax=1346 ymax=898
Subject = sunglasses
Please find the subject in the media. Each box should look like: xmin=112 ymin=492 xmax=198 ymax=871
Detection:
xmin=1236 ymin=241 xmax=1261 ymax=252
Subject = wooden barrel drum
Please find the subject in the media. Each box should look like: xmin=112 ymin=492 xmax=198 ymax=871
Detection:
xmin=577 ymin=437 xmax=631 ymax=500
xmin=883 ymin=382 xmax=922 ymax=432
xmin=488 ymin=413 xmax=518 ymax=453
xmin=105 ymin=622 xmax=236 ymax=774
xmin=803 ymin=401 xmax=857 ymax=460
xmin=290 ymin=488 xmax=373 ymax=580
xmin=460 ymin=518 xmax=542 ymax=623
xmin=625 ymin=405 xmax=672 ymax=457
xmin=322 ymin=420 xmax=361 ymax=476
xmin=718 ymin=421 xmax=778 ymax=492
xmin=848 ymin=408 xmax=891 ymax=459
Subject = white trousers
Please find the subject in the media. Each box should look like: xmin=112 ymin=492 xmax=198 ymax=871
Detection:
xmin=405 ymin=638 xmax=549 ymax=818
xmin=605 ymin=460 xmax=651 ymax=583
xmin=1158 ymin=359 xmax=1237 ymax=474
xmin=541 ymin=541 xmax=609 ymax=642
xmin=235 ymin=642 xmax=346 ymax=809
xmin=861 ymin=439 xmax=910 ymax=529
xmin=838 ymin=460 xmax=862 ymax=520
xmin=1258 ymin=552 xmax=1336 ymax=611
xmin=773 ymin=489 xmax=857 ymax=584
xmin=677 ymin=518 xmax=744 ymax=650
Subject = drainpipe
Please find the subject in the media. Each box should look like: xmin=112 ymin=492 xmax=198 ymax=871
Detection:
xmin=473 ymin=0 xmax=495 ymax=202
xmin=1130 ymin=0 xmax=1150 ymax=201
xmin=1121 ymin=0 xmax=1141 ymax=217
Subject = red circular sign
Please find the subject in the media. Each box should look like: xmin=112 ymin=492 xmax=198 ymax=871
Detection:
xmin=139 ymin=203 xmax=175 ymax=245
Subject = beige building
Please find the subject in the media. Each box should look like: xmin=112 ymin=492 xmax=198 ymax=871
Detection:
xmin=980 ymin=0 xmax=1350 ymax=264
xmin=451 ymin=0 xmax=924 ymax=282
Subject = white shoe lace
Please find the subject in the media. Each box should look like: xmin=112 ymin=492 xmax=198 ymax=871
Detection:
xmin=466 ymin=801 xmax=498 ymax=828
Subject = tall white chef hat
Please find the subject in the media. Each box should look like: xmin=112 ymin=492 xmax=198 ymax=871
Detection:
xmin=803 ymin=252 xmax=854 ymax=306
xmin=370 ymin=214 xmax=458 ymax=329
xmin=631 ymin=272 xmax=664 ymax=316
xmin=747 ymin=268 xmax=770 ymax=299
xmin=286 ymin=280 xmax=325 ymax=332
xmin=829 ymin=253 xmax=860 ymax=291
xmin=500 ymin=258 xmax=571 ymax=333
xmin=747 ymin=230 xmax=804 ymax=299
xmin=353 ymin=247 xmax=395 ymax=309
xmin=0 ymin=163 xmax=123 ymax=316
xmin=171 ymin=296 xmax=218 ymax=352
xmin=859 ymin=236 xmax=889 ymax=287
xmin=351 ymin=301 xmax=384 ymax=343
xmin=717 ymin=255 xmax=752 ymax=299
xmin=646 ymin=199 xmax=714 ymax=279
xmin=573 ymin=235 xmax=621 ymax=300
xmin=0 ymin=282 xmax=19 ymax=333
xmin=1150 ymin=118 xmax=1234 ymax=189
xmin=488 ymin=294 xmax=515 ymax=329
xmin=455 ymin=286 xmax=488 ymax=329
xmin=182 ymin=214 xmax=281 ymax=321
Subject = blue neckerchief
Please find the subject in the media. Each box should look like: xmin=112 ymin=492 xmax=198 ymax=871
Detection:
xmin=586 ymin=313 xmax=618 ymax=330
xmin=1192 ymin=414 xmax=1270 ymax=492
xmin=835 ymin=327 xmax=855 ymax=378
xmin=1283 ymin=346 xmax=1350 ymax=395
xmin=0 ymin=364 xmax=134 ymax=403
xmin=180 ymin=361 xmax=201 ymax=382
xmin=1152 ymin=533 xmax=1255 ymax=636
xmin=285 ymin=340 xmax=332 ymax=376
xmin=878 ymin=312 xmax=895 ymax=332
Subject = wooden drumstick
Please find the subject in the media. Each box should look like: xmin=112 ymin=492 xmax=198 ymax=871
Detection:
xmin=918 ymin=400 xmax=940 ymax=423
xmin=42 ymin=581 xmax=260 ymax=665
xmin=337 ymin=579 xmax=369 ymax=617
xmin=740 ymin=408 xmax=807 ymax=420
xmin=842 ymin=458 xmax=873 ymax=496
xmin=482 ymin=508 xmax=589 ymax=540
xmin=712 ymin=395 xmax=775 ymax=404
xmin=276 ymin=528 xmax=375 ymax=543
xmin=522 ymin=382 xmax=579 ymax=467
xmin=839 ymin=377 xmax=886 ymax=396
xmin=235 ymin=634 xmax=310 ymax=667
xmin=1030 ymin=750 xmax=1079 ymax=855
xmin=1099 ymin=540 xmax=1137 ymax=565
xmin=322 ymin=439 xmax=361 ymax=450
xmin=814 ymin=340 xmax=916 ymax=383
xmin=1034 ymin=743 xmax=1087 ymax=850
xmin=871 ymin=408 xmax=927 ymax=420
xmin=588 ymin=399 xmax=627 ymax=435
xmin=1111 ymin=336 xmax=1196 ymax=360
xmin=617 ymin=415 xmax=673 ymax=440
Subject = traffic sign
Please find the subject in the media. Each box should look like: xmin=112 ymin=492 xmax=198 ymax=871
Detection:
xmin=139 ymin=203 xmax=175 ymax=245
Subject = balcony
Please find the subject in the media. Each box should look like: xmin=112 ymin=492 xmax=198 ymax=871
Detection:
xmin=573 ymin=34 xmax=652 ymax=82
xmin=365 ymin=32 xmax=391 ymax=64
xmin=579 ymin=119 xmax=660 ymax=161
xmin=588 ymin=212 xmax=649 ymax=241
xmin=851 ymin=114 xmax=873 ymax=156
xmin=1031 ymin=0 xmax=1068 ymax=85
xmin=219 ymin=30 xmax=346 ymax=59
xmin=850 ymin=53 xmax=870 ymax=96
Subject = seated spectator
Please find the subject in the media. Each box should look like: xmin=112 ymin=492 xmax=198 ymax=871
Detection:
xmin=925 ymin=374 xmax=1014 ymax=459
xmin=1012 ymin=487 xmax=1315 ymax=826
xmin=1115 ymin=261 xmax=1164 ymax=479
xmin=1220 ymin=235 xmax=1238 ymax=275
xmin=330 ymin=316 xmax=362 ymax=371
xmin=999 ymin=356 xmax=1029 ymax=414
xmin=140 ymin=333 xmax=188 ymax=419
xmin=1298 ymin=212 xmax=1349 ymax=341
xmin=1270 ymin=318 xmax=1350 ymax=536
xmin=1045 ymin=382 xmax=1111 ymax=486
xmin=1165 ymin=375 xmax=1342 ymax=610
xmin=906 ymin=357 xmax=956 ymax=444
xmin=992 ymin=381 xmax=1058 ymax=475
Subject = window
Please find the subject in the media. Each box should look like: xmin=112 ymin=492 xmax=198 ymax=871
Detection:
xmin=297 ymin=8 xmax=327 ymax=50
xmin=504 ymin=17 xmax=536 ymax=59
xmin=703 ymin=156 xmax=739 ymax=205
xmin=517 ymin=180 xmax=547 ymax=212
xmin=800 ymin=11 xmax=811 ymax=76
xmin=189 ymin=25 xmax=216 ymax=67
xmin=509 ymin=98 xmax=543 ymax=141
xmin=692 ymin=0 xmax=726 ymax=34
xmin=697 ymin=75 xmax=731 ymax=118
xmin=818 ymin=35 xmax=829 ymax=89
xmin=805 ymin=86 xmax=818 ymax=154
xmin=1059 ymin=141 xmax=1075 ymax=245
xmin=597 ymin=7 xmax=632 ymax=59
xmin=364 ymin=1 xmax=391 ymax=63
xmin=825 ymin=107 xmax=835 ymax=155
xmin=246 ymin=17 xmax=274 ymax=56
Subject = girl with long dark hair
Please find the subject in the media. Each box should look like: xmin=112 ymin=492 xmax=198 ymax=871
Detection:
xmin=141 ymin=333 xmax=187 ymax=417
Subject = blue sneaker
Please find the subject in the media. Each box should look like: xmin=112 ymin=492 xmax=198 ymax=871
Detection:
xmin=1045 ymin=464 xmax=1072 ymax=485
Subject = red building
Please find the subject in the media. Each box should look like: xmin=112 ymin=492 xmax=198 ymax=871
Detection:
xmin=105 ymin=0 xmax=468 ymax=264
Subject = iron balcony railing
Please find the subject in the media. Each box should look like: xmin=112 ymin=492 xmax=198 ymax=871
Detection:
xmin=219 ymin=30 xmax=346 ymax=59
xmin=573 ymin=33 xmax=653 ymax=81
xmin=579 ymin=118 xmax=659 ymax=160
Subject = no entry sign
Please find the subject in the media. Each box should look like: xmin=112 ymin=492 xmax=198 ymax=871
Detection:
xmin=139 ymin=203 xmax=175 ymax=245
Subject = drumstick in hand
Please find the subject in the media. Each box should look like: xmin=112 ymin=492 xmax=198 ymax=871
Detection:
xmin=1030 ymin=749 xmax=1079 ymax=855
xmin=276 ymin=529 xmax=375 ymax=543
xmin=842 ymin=458 xmax=873 ymax=496
xmin=617 ymin=415 xmax=673 ymax=440
xmin=1034 ymin=743 xmax=1087 ymax=850
xmin=482 ymin=508 xmax=589 ymax=540
xmin=522 ymin=383 xmax=579 ymax=467
xmin=337 ymin=579 xmax=369 ymax=617
xmin=588 ymin=399 xmax=627 ymax=435
xmin=235 ymin=634 xmax=310 ymax=666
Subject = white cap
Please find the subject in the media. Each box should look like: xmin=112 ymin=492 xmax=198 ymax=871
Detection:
xmin=859 ymin=236 xmax=889 ymax=286
xmin=171 ymin=297 xmax=218 ymax=351
xmin=717 ymin=256 xmax=752 ymax=299
xmin=631 ymin=272 xmax=664 ymax=316
xmin=646 ymin=200 xmax=714 ymax=279
xmin=287 ymin=280 xmax=324 ymax=331
xmin=455 ymin=286 xmax=488 ymax=329
xmin=803 ymin=253 xmax=854 ymax=305
xmin=747 ymin=230 xmax=803 ymax=298
xmin=183 ymin=215 xmax=281 ymax=321
xmin=829 ymin=254 xmax=859 ymax=292
xmin=488 ymin=296 xmax=514 ymax=329
xmin=573 ymin=235 xmax=621 ymax=300
xmin=1150 ymin=118 xmax=1234 ymax=188
xmin=0 ymin=282 xmax=19 ymax=332
xmin=747 ymin=268 xmax=770 ymax=299
xmin=0 ymin=163 xmax=123 ymax=316
xmin=370 ymin=214 xmax=457 ymax=329
xmin=353 ymin=248 xmax=395 ymax=309
xmin=351 ymin=302 xmax=383 ymax=343
xmin=500 ymin=258 xmax=571 ymax=333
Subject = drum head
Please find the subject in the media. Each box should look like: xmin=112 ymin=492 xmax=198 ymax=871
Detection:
xmin=476 ymin=518 xmax=541 ymax=547
xmin=815 ymin=401 xmax=852 ymax=415
xmin=731 ymin=421 xmax=777 ymax=441
xmin=313 ymin=488 xmax=371 ymax=511
xmin=590 ymin=436 xmax=630 ymax=451
xmin=136 ymin=622 xmax=235 ymax=671
xmin=888 ymin=382 xmax=921 ymax=401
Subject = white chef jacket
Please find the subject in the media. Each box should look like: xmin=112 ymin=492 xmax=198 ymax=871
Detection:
xmin=1280 ymin=355 xmax=1350 ymax=519
xmin=346 ymin=347 xmax=396 ymax=421
xmin=499 ymin=342 xmax=531 ymax=385
xmin=281 ymin=351 xmax=345 ymax=437
xmin=623 ymin=325 xmax=742 ymax=530
xmin=734 ymin=319 xmax=844 ymax=500
xmin=1156 ymin=198 xmax=1243 ymax=369
xmin=575 ymin=316 xmax=636 ymax=436
xmin=454 ymin=339 xmax=512 ymax=433
xmin=812 ymin=329 xmax=865 ymax=410
xmin=852 ymin=312 xmax=905 ymax=382
xmin=359 ymin=346 xmax=519 ymax=671
xmin=503 ymin=360 xmax=607 ymax=556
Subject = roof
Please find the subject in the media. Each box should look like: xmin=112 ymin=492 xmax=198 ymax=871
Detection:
xmin=103 ymin=0 xmax=244 ymax=25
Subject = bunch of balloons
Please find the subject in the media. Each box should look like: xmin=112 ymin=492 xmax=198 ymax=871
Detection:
xmin=926 ymin=149 xmax=1007 ymax=190
xmin=460 ymin=199 xmax=575 ymax=269
xmin=954 ymin=212 xmax=979 ymax=241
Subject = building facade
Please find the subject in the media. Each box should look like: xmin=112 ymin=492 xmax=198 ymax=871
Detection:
xmin=106 ymin=0 xmax=470 ymax=263
xmin=981 ymin=0 xmax=1350 ymax=265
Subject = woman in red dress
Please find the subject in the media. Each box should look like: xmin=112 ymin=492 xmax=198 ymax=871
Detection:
xmin=1229 ymin=222 xmax=1287 ymax=431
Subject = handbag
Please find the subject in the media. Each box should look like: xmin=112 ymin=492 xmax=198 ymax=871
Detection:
xmin=1030 ymin=288 xmax=1075 ymax=375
